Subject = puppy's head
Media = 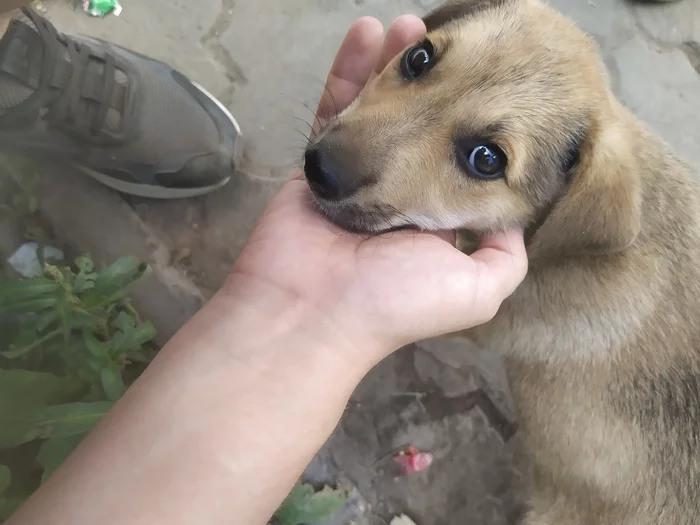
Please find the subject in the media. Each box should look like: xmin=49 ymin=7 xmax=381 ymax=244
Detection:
xmin=305 ymin=0 xmax=641 ymax=257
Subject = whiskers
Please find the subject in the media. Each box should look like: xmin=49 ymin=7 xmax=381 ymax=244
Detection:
xmin=306 ymin=192 xmax=355 ymax=239
xmin=292 ymin=81 xmax=345 ymax=140
xmin=286 ymin=82 xmax=347 ymax=174
xmin=385 ymin=205 xmax=419 ymax=234
xmin=307 ymin=193 xmax=397 ymax=242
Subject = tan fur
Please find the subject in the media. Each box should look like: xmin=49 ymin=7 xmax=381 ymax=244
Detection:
xmin=305 ymin=0 xmax=700 ymax=523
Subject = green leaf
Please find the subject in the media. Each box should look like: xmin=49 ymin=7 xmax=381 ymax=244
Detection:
xmin=0 ymin=466 xmax=10 ymax=495
xmin=37 ymin=434 xmax=85 ymax=483
xmin=128 ymin=348 xmax=155 ymax=364
xmin=74 ymin=255 xmax=94 ymax=274
xmin=82 ymin=330 xmax=109 ymax=359
xmin=2 ymin=328 xmax=61 ymax=359
xmin=32 ymin=310 xmax=59 ymax=333
xmin=73 ymin=272 xmax=97 ymax=294
xmin=0 ymin=497 xmax=23 ymax=520
xmin=70 ymin=307 xmax=98 ymax=330
xmin=113 ymin=311 xmax=134 ymax=333
xmin=46 ymin=334 xmax=86 ymax=373
xmin=0 ymin=370 xmax=86 ymax=416
xmin=56 ymin=295 xmax=72 ymax=345
xmin=1 ymin=347 xmax=33 ymax=360
xmin=73 ymin=256 xmax=98 ymax=294
xmin=0 ymin=278 xmax=60 ymax=306
xmin=26 ymin=194 xmax=37 ymax=214
xmin=0 ymin=370 xmax=88 ymax=448
xmin=30 ymin=401 xmax=114 ymax=440
xmin=98 ymin=256 xmax=140 ymax=282
xmin=0 ymin=294 xmax=58 ymax=315
xmin=111 ymin=320 xmax=156 ymax=355
xmin=100 ymin=367 xmax=125 ymax=401
xmin=91 ymin=257 xmax=150 ymax=301
xmin=0 ymin=419 xmax=39 ymax=448
xmin=274 ymin=484 xmax=350 ymax=525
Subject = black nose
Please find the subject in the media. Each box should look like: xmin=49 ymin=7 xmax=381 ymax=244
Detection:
xmin=304 ymin=148 xmax=353 ymax=201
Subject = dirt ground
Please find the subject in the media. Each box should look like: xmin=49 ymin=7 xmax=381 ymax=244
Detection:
xmin=2 ymin=0 xmax=700 ymax=523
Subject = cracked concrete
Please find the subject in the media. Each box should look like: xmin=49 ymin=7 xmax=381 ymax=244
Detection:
xmin=7 ymin=0 xmax=700 ymax=523
xmin=200 ymin=0 xmax=247 ymax=106
xmin=631 ymin=0 xmax=699 ymax=46
xmin=43 ymin=0 xmax=700 ymax=300
xmin=682 ymin=40 xmax=700 ymax=73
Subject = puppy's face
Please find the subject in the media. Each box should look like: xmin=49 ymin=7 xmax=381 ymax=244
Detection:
xmin=305 ymin=0 xmax=613 ymax=237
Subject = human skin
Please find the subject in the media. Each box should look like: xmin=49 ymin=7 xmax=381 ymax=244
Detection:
xmin=6 ymin=15 xmax=527 ymax=525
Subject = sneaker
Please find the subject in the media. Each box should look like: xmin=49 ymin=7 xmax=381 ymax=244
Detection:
xmin=0 ymin=7 xmax=242 ymax=199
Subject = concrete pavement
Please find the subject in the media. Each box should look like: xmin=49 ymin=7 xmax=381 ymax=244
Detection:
xmin=9 ymin=0 xmax=700 ymax=522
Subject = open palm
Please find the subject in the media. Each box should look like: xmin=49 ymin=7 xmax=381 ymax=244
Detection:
xmin=230 ymin=16 xmax=527 ymax=358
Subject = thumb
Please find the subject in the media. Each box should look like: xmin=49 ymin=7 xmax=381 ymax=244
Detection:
xmin=393 ymin=230 xmax=527 ymax=346
xmin=470 ymin=228 xmax=528 ymax=310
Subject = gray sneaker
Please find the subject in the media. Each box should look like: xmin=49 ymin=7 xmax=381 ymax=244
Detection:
xmin=0 ymin=7 xmax=242 ymax=198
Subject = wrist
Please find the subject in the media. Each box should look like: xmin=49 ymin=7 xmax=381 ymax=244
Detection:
xmin=211 ymin=272 xmax=384 ymax=380
xmin=150 ymin=276 xmax=372 ymax=520
xmin=18 ymin=274 xmax=373 ymax=525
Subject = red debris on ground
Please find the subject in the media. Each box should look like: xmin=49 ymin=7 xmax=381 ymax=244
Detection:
xmin=392 ymin=445 xmax=434 ymax=475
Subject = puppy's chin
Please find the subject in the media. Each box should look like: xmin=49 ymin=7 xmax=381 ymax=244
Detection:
xmin=311 ymin=195 xmax=416 ymax=235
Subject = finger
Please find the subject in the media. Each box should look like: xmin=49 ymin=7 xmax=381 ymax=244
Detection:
xmin=424 ymin=229 xmax=457 ymax=245
xmin=470 ymin=229 xmax=528 ymax=299
xmin=315 ymin=17 xmax=384 ymax=126
xmin=368 ymin=15 xmax=426 ymax=84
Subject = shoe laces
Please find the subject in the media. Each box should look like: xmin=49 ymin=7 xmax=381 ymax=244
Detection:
xmin=23 ymin=7 xmax=117 ymax=137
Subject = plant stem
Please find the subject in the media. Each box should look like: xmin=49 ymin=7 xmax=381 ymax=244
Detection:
xmin=4 ymin=328 xmax=61 ymax=358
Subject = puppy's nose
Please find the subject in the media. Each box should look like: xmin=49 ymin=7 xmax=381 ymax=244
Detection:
xmin=304 ymin=148 xmax=359 ymax=201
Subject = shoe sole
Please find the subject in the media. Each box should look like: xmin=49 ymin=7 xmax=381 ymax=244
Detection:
xmin=76 ymin=166 xmax=233 ymax=199
xmin=75 ymin=82 xmax=241 ymax=199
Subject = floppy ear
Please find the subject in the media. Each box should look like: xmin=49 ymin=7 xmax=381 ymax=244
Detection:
xmin=423 ymin=0 xmax=513 ymax=32
xmin=527 ymin=117 xmax=642 ymax=259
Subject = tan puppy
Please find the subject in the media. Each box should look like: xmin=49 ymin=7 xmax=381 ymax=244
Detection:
xmin=304 ymin=0 xmax=700 ymax=523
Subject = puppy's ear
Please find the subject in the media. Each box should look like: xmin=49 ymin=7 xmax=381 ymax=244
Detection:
xmin=423 ymin=0 xmax=513 ymax=32
xmin=528 ymin=118 xmax=642 ymax=258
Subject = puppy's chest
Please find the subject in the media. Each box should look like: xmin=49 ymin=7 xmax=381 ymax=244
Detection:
xmin=473 ymin=263 xmax=658 ymax=360
xmin=476 ymin=234 xmax=700 ymax=360
xmin=507 ymin=360 xmax=647 ymax=498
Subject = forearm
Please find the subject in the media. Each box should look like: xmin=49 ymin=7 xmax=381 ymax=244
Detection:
xmin=8 ymin=284 xmax=369 ymax=525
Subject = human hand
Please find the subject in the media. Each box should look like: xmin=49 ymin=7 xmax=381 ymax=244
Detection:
xmin=227 ymin=16 xmax=527 ymax=368
xmin=10 ymin=24 xmax=526 ymax=525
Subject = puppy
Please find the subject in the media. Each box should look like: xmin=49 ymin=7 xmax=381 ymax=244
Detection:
xmin=304 ymin=0 xmax=700 ymax=523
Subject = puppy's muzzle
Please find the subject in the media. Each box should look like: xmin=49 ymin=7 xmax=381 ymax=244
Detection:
xmin=304 ymin=135 xmax=414 ymax=234
xmin=304 ymin=143 xmax=375 ymax=202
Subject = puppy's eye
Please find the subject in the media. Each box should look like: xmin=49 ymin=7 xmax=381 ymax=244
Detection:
xmin=457 ymin=143 xmax=507 ymax=180
xmin=401 ymin=40 xmax=435 ymax=80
